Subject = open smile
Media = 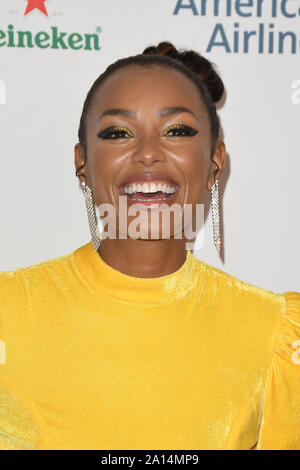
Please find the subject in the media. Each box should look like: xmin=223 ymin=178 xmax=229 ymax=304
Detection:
xmin=119 ymin=185 xmax=179 ymax=208
xmin=118 ymin=173 xmax=180 ymax=208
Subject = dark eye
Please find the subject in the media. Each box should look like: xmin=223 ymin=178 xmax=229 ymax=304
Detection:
xmin=163 ymin=124 xmax=198 ymax=137
xmin=97 ymin=126 xmax=134 ymax=140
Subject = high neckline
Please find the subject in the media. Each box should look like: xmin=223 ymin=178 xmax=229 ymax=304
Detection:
xmin=73 ymin=235 xmax=203 ymax=305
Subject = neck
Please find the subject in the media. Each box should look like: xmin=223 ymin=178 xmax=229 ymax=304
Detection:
xmin=97 ymin=236 xmax=188 ymax=279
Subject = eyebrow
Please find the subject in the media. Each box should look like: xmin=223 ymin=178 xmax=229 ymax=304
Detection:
xmin=159 ymin=106 xmax=198 ymax=120
xmin=98 ymin=108 xmax=135 ymax=121
xmin=97 ymin=106 xmax=199 ymax=122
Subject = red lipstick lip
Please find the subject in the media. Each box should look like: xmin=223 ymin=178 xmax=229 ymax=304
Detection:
xmin=119 ymin=172 xmax=179 ymax=189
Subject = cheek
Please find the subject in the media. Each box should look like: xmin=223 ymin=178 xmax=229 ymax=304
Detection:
xmin=183 ymin=150 xmax=209 ymax=202
xmin=87 ymin=149 xmax=118 ymax=205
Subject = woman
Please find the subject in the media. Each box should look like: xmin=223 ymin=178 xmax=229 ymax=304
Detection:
xmin=0 ymin=42 xmax=299 ymax=451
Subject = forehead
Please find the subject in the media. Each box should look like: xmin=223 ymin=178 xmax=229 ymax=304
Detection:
xmin=89 ymin=64 xmax=206 ymax=118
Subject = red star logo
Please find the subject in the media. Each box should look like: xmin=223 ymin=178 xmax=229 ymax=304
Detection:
xmin=24 ymin=0 xmax=48 ymax=16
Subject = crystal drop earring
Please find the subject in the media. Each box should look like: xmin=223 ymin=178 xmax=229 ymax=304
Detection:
xmin=80 ymin=179 xmax=101 ymax=252
xmin=211 ymin=175 xmax=221 ymax=253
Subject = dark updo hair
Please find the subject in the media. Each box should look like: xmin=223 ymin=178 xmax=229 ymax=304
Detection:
xmin=76 ymin=41 xmax=224 ymax=178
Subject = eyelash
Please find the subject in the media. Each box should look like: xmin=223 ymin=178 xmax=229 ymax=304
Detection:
xmin=98 ymin=126 xmax=134 ymax=139
xmin=162 ymin=124 xmax=198 ymax=137
xmin=97 ymin=124 xmax=198 ymax=140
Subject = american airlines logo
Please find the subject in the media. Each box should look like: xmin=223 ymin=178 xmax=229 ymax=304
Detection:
xmin=173 ymin=0 xmax=300 ymax=54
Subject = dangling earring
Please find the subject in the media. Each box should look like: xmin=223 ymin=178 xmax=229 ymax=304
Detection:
xmin=80 ymin=179 xmax=101 ymax=252
xmin=211 ymin=175 xmax=221 ymax=253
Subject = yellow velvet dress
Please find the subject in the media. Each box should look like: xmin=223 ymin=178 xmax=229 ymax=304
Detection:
xmin=0 ymin=239 xmax=299 ymax=450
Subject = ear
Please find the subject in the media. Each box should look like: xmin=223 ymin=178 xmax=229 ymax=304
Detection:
xmin=206 ymin=141 xmax=227 ymax=192
xmin=74 ymin=143 xmax=90 ymax=186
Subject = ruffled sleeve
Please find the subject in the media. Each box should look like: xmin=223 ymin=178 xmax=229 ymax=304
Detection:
xmin=256 ymin=292 xmax=300 ymax=449
xmin=0 ymin=374 xmax=47 ymax=450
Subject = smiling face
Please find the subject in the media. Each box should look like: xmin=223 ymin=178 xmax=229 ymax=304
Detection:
xmin=75 ymin=64 xmax=226 ymax=241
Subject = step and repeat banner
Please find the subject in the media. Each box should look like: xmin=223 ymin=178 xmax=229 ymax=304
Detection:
xmin=0 ymin=0 xmax=299 ymax=292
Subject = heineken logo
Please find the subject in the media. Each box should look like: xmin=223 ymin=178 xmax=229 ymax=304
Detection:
xmin=24 ymin=0 xmax=48 ymax=16
xmin=1 ymin=1 xmax=103 ymax=51
xmin=0 ymin=24 xmax=102 ymax=50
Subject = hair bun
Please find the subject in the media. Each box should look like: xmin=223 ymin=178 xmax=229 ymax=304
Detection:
xmin=142 ymin=41 xmax=224 ymax=104
xmin=143 ymin=42 xmax=180 ymax=60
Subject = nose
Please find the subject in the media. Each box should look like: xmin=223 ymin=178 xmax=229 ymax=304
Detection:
xmin=131 ymin=134 xmax=166 ymax=166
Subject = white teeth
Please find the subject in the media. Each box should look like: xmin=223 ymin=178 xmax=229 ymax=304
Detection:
xmin=124 ymin=182 xmax=177 ymax=195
